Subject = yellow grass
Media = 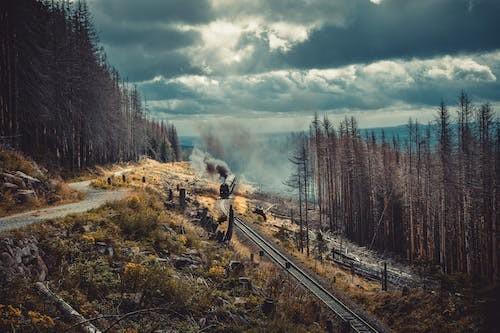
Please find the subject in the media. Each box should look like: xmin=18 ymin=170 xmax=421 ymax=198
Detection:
xmin=197 ymin=195 xmax=218 ymax=216
xmin=239 ymin=205 xmax=381 ymax=293
xmin=231 ymin=234 xmax=253 ymax=259
xmin=0 ymin=148 xmax=38 ymax=175
xmin=233 ymin=195 xmax=249 ymax=215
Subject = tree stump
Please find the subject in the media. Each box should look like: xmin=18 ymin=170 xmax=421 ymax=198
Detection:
xmin=228 ymin=260 xmax=244 ymax=276
xmin=340 ymin=319 xmax=350 ymax=333
xmin=382 ymin=262 xmax=388 ymax=291
xmin=216 ymin=231 xmax=225 ymax=242
xmin=261 ymin=298 xmax=275 ymax=316
xmin=179 ymin=188 xmax=186 ymax=208
xmin=224 ymin=205 xmax=234 ymax=242
xmin=325 ymin=319 xmax=334 ymax=333
xmin=239 ymin=277 xmax=252 ymax=290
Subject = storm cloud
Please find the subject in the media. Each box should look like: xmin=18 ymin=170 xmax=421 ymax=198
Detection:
xmin=91 ymin=0 xmax=214 ymax=25
xmin=88 ymin=0 xmax=500 ymax=134
xmin=282 ymin=0 xmax=500 ymax=69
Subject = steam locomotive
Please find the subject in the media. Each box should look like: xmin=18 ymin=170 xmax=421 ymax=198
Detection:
xmin=220 ymin=175 xmax=237 ymax=199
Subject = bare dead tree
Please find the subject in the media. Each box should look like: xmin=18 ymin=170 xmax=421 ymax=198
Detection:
xmin=294 ymin=95 xmax=499 ymax=281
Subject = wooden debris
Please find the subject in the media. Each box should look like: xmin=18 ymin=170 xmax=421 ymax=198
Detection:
xmin=35 ymin=282 xmax=102 ymax=333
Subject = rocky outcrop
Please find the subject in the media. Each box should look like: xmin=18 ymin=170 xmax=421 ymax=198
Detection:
xmin=0 ymin=236 xmax=48 ymax=283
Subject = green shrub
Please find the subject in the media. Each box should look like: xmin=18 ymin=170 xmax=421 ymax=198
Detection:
xmin=151 ymin=229 xmax=185 ymax=254
xmin=67 ymin=258 xmax=119 ymax=298
xmin=118 ymin=208 xmax=159 ymax=239
xmin=122 ymin=262 xmax=191 ymax=311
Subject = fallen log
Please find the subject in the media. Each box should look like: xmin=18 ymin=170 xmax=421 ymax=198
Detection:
xmin=35 ymin=282 xmax=102 ymax=333
xmin=270 ymin=211 xmax=290 ymax=220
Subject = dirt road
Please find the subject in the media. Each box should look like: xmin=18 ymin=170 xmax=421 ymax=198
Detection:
xmin=0 ymin=180 xmax=129 ymax=233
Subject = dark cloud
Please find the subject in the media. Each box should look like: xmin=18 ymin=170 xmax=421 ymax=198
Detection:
xmin=153 ymin=99 xmax=230 ymax=117
xmin=91 ymin=0 xmax=214 ymax=24
xmin=88 ymin=0 xmax=210 ymax=81
xmin=104 ymin=46 xmax=202 ymax=81
xmin=213 ymin=0 xmax=351 ymax=26
xmin=281 ymin=0 xmax=500 ymax=69
xmin=98 ymin=23 xmax=200 ymax=52
xmin=399 ymin=79 xmax=500 ymax=108
xmin=139 ymin=80 xmax=197 ymax=101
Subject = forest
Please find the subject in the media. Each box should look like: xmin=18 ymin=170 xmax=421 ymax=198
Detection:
xmin=288 ymin=92 xmax=499 ymax=281
xmin=0 ymin=0 xmax=181 ymax=169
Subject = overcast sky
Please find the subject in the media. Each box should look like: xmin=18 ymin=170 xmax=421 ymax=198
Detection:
xmin=88 ymin=0 xmax=500 ymax=135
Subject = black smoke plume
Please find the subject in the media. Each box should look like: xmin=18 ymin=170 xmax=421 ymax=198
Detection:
xmin=190 ymin=148 xmax=231 ymax=181
xmin=216 ymin=165 xmax=229 ymax=179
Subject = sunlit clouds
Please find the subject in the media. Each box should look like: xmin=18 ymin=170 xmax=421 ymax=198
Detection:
xmin=89 ymin=0 xmax=500 ymax=134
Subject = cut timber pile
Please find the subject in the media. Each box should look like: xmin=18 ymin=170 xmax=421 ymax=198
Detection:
xmin=1 ymin=170 xmax=44 ymax=203
xmin=0 ymin=147 xmax=63 ymax=205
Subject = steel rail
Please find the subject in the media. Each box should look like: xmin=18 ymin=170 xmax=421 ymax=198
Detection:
xmin=220 ymin=199 xmax=380 ymax=333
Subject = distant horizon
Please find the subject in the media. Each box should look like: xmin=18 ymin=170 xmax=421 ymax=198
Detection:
xmin=171 ymin=99 xmax=500 ymax=136
xmin=178 ymin=116 xmax=494 ymax=139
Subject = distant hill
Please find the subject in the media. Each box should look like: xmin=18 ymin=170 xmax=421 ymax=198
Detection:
xmin=359 ymin=123 xmax=437 ymax=145
xmin=180 ymin=124 xmax=437 ymax=151
xmin=180 ymin=136 xmax=202 ymax=150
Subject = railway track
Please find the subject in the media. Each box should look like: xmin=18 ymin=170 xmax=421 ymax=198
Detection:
xmin=219 ymin=199 xmax=380 ymax=333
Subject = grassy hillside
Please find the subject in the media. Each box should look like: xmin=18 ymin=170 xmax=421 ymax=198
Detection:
xmin=0 ymin=161 xmax=337 ymax=332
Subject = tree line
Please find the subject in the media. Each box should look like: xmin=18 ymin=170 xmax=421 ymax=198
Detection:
xmin=0 ymin=0 xmax=180 ymax=169
xmin=288 ymin=92 xmax=499 ymax=281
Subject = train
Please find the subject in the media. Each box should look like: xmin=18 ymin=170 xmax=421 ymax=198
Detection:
xmin=220 ymin=175 xmax=237 ymax=199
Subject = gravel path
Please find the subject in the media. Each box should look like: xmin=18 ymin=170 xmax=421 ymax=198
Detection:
xmin=0 ymin=180 xmax=129 ymax=233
